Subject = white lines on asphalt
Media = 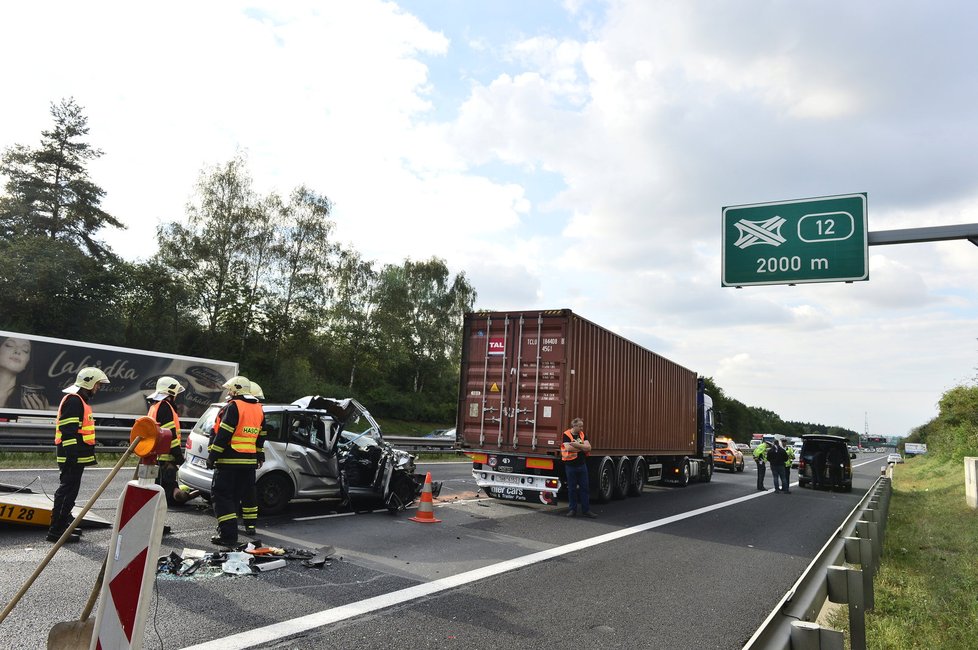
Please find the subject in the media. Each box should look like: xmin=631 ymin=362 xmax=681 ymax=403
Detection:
xmin=178 ymin=488 xmax=771 ymax=650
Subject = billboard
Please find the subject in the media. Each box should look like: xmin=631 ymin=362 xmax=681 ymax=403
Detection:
xmin=904 ymin=442 xmax=927 ymax=455
xmin=0 ymin=331 xmax=238 ymax=420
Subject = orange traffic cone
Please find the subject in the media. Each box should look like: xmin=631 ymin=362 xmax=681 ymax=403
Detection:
xmin=409 ymin=472 xmax=441 ymax=523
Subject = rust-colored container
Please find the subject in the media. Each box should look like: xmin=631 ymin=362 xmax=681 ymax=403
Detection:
xmin=457 ymin=309 xmax=698 ymax=458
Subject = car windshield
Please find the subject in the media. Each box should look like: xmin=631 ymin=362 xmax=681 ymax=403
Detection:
xmin=339 ymin=410 xmax=383 ymax=448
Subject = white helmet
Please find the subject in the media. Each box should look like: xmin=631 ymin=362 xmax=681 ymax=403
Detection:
xmin=63 ymin=367 xmax=110 ymax=394
xmin=222 ymin=375 xmax=251 ymax=397
xmin=150 ymin=376 xmax=185 ymax=401
xmin=249 ymin=381 xmax=264 ymax=401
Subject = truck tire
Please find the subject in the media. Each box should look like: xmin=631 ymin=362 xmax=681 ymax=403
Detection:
xmin=612 ymin=456 xmax=630 ymax=500
xmin=591 ymin=456 xmax=616 ymax=503
xmin=256 ymin=472 xmax=294 ymax=515
xmin=629 ymin=457 xmax=647 ymax=497
xmin=675 ymin=459 xmax=691 ymax=487
xmin=701 ymin=458 xmax=713 ymax=483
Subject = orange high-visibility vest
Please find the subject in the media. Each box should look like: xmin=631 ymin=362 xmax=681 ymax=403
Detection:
xmin=54 ymin=394 xmax=95 ymax=447
xmin=148 ymin=399 xmax=182 ymax=461
xmin=228 ymin=401 xmax=264 ymax=454
xmin=561 ymin=429 xmax=586 ymax=462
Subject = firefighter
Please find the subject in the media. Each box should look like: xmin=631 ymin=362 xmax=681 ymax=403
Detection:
xmin=147 ymin=376 xmax=186 ymax=507
xmin=207 ymin=376 xmax=265 ymax=546
xmin=47 ymin=367 xmax=109 ymax=543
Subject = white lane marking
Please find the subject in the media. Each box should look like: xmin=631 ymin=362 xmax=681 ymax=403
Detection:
xmin=179 ymin=488 xmax=773 ymax=650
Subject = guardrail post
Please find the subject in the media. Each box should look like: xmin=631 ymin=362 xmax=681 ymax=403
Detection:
xmin=843 ymin=536 xmax=875 ymax=610
xmin=789 ymin=621 xmax=845 ymax=650
xmin=856 ymin=520 xmax=880 ymax=567
xmin=827 ymin=565 xmax=866 ymax=650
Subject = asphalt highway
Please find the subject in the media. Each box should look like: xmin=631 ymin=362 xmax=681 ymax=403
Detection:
xmin=0 ymin=454 xmax=891 ymax=649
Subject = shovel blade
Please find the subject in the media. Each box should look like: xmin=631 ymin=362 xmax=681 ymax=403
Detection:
xmin=47 ymin=618 xmax=95 ymax=650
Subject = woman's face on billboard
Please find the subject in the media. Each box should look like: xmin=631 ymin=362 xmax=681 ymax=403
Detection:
xmin=0 ymin=338 xmax=31 ymax=374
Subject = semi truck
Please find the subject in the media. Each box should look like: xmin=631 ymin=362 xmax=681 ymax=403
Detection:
xmin=0 ymin=330 xmax=238 ymax=432
xmin=457 ymin=309 xmax=717 ymax=505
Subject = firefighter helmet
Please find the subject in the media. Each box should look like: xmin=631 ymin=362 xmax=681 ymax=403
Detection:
xmin=150 ymin=376 xmax=185 ymax=401
xmin=63 ymin=367 xmax=110 ymax=394
xmin=249 ymin=381 xmax=264 ymax=401
xmin=222 ymin=375 xmax=251 ymax=397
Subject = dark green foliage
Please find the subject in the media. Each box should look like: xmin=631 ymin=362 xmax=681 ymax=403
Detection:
xmin=0 ymin=98 xmax=123 ymax=260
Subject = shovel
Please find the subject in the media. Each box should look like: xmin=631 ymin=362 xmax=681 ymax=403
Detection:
xmin=46 ymin=554 xmax=107 ymax=649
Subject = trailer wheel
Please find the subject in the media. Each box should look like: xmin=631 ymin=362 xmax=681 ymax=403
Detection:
xmin=591 ymin=456 xmax=615 ymax=503
xmin=629 ymin=457 xmax=647 ymax=497
xmin=612 ymin=456 xmax=630 ymax=500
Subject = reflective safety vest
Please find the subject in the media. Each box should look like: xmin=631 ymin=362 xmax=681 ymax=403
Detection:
xmin=55 ymin=393 xmax=95 ymax=446
xmin=55 ymin=393 xmax=96 ymax=465
xmin=229 ymin=401 xmax=263 ymax=454
xmin=148 ymin=399 xmax=182 ymax=462
xmin=561 ymin=429 xmax=586 ymax=462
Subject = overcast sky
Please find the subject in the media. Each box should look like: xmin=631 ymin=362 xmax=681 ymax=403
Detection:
xmin=2 ymin=1 xmax=976 ymax=437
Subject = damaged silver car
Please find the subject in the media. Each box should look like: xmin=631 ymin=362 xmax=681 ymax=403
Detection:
xmin=177 ymin=396 xmax=441 ymax=515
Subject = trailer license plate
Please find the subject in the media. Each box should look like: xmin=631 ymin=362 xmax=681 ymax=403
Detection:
xmin=191 ymin=456 xmax=208 ymax=469
xmin=495 ymin=474 xmax=519 ymax=485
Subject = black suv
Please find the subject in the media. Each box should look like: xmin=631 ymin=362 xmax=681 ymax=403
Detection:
xmin=797 ymin=434 xmax=852 ymax=492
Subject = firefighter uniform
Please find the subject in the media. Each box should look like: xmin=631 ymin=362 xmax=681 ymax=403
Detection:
xmin=208 ymin=377 xmax=265 ymax=546
xmin=48 ymin=367 xmax=109 ymax=543
xmin=147 ymin=376 xmax=186 ymax=507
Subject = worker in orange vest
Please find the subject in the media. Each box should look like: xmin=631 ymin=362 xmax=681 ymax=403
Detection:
xmin=207 ymin=376 xmax=266 ymax=546
xmin=562 ymin=417 xmax=596 ymax=518
xmin=147 ymin=376 xmax=186 ymax=507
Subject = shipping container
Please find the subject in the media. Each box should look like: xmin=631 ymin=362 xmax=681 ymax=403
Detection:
xmin=458 ymin=309 xmax=717 ymax=505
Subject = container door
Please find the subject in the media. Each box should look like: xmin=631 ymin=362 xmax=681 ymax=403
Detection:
xmin=460 ymin=312 xmax=567 ymax=454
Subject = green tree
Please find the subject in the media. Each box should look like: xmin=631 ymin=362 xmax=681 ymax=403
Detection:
xmin=372 ymin=257 xmax=476 ymax=395
xmin=156 ymin=156 xmax=260 ymax=344
xmin=328 ymin=248 xmax=380 ymax=390
xmin=0 ymin=98 xmax=123 ymax=259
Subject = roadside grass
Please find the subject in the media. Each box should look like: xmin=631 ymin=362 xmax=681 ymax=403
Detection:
xmin=827 ymin=455 xmax=978 ymax=649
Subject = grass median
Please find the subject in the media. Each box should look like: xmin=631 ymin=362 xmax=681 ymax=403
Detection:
xmin=829 ymin=455 xmax=978 ymax=648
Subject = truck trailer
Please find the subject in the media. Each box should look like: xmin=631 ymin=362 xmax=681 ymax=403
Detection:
xmin=457 ymin=309 xmax=717 ymax=505
xmin=0 ymin=330 xmax=238 ymax=431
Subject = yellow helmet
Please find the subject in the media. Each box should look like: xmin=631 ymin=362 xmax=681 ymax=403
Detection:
xmin=222 ymin=375 xmax=251 ymax=397
xmin=65 ymin=367 xmax=110 ymax=393
xmin=151 ymin=376 xmax=185 ymax=400
xmin=249 ymin=381 xmax=264 ymax=401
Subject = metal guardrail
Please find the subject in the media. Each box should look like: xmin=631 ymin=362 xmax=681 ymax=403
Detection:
xmin=0 ymin=421 xmax=459 ymax=454
xmin=743 ymin=472 xmax=892 ymax=650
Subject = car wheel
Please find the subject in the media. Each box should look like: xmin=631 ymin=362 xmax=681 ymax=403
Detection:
xmin=386 ymin=475 xmax=416 ymax=513
xmin=737 ymin=461 xmax=745 ymax=473
xmin=256 ymin=473 xmax=293 ymax=516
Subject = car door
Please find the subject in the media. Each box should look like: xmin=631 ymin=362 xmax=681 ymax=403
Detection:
xmin=283 ymin=412 xmax=341 ymax=498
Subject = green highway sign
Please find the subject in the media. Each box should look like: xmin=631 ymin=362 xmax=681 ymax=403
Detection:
xmin=722 ymin=193 xmax=868 ymax=287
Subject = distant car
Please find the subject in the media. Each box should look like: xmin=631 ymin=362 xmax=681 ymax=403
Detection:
xmin=847 ymin=445 xmax=859 ymax=458
xmin=736 ymin=443 xmax=751 ymax=453
xmin=798 ymin=434 xmax=852 ymax=492
xmin=887 ymin=453 xmax=904 ymax=464
xmin=713 ymin=438 xmax=745 ymax=472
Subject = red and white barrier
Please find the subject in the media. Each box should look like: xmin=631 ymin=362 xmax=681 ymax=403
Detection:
xmin=90 ymin=480 xmax=167 ymax=650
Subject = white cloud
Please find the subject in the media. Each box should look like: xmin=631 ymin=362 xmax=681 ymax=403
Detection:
xmin=2 ymin=0 xmax=977 ymax=437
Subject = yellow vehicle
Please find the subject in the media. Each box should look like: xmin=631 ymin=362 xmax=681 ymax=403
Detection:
xmin=713 ymin=437 xmax=745 ymax=472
